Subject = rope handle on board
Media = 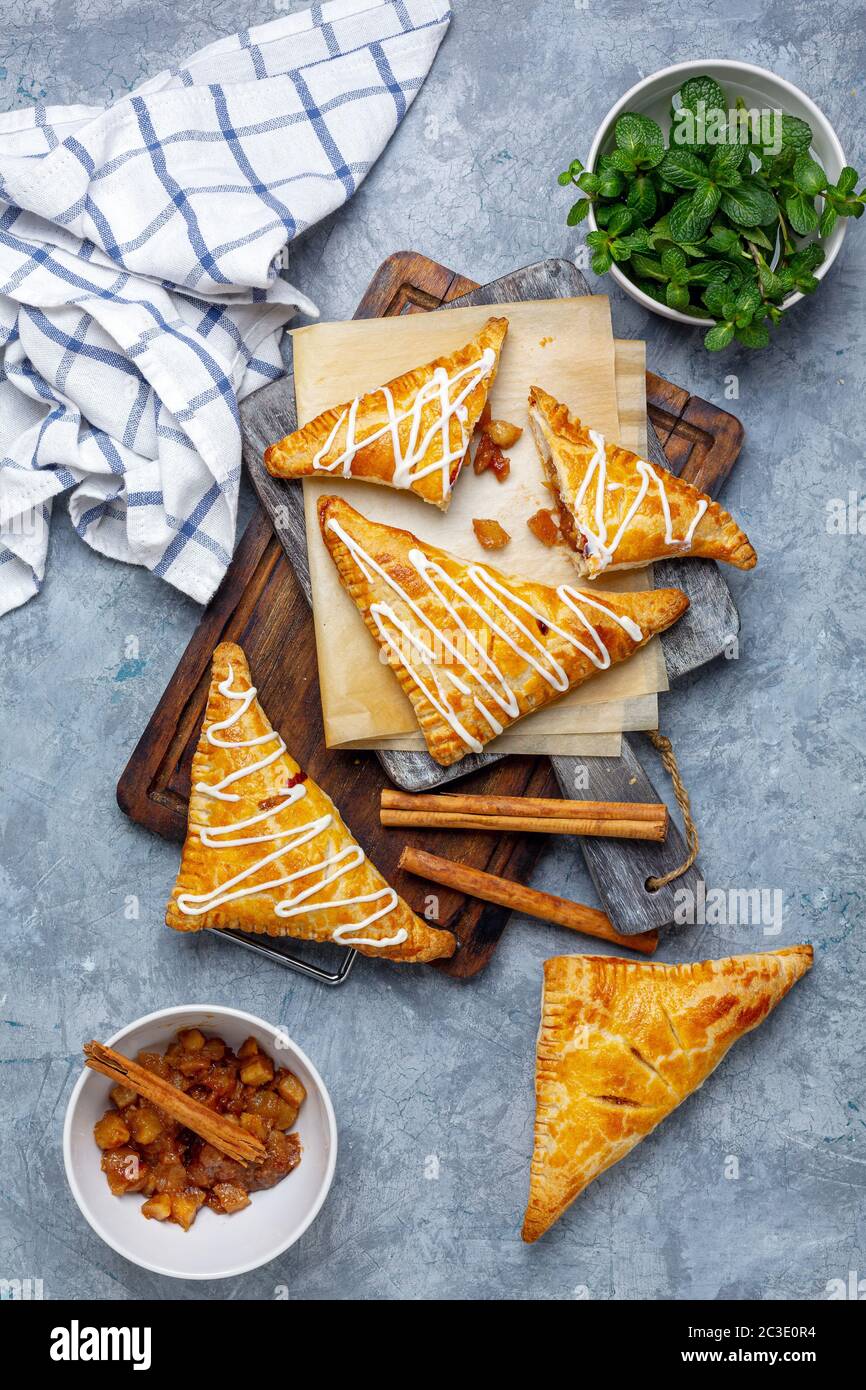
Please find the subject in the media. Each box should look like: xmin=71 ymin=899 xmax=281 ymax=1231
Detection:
xmin=644 ymin=730 xmax=699 ymax=891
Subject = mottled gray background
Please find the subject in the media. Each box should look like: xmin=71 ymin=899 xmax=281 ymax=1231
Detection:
xmin=1 ymin=0 xmax=863 ymax=1302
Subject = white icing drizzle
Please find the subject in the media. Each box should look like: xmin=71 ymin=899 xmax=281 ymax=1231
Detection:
xmin=327 ymin=518 xmax=643 ymax=756
xmin=574 ymin=429 xmax=708 ymax=571
xmin=176 ymin=666 xmax=406 ymax=949
xmin=311 ymin=348 xmax=496 ymax=496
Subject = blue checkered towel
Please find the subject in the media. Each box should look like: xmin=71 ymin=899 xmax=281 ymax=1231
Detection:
xmin=0 ymin=0 xmax=451 ymax=616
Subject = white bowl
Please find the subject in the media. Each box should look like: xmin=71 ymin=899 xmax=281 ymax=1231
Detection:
xmin=63 ymin=1005 xmax=337 ymax=1280
xmin=585 ymin=59 xmax=848 ymax=326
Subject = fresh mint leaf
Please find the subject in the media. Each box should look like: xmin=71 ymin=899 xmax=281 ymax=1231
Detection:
xmin=710 ymin=142 xmax=746 ymax=175
xmin=820 ymin=205 xmax=837 ymax=238
xmin=591 ymin=248 xmax=613 ymax=274
xmin=566 ymin=198 xmax=591 ymax=226
xmin=597 ymin=170 xmax=625 ymax=197
xmin=762 ymin=147 xmax=796 ymax=177
xmin=578 ymin=171 xmax=600 ymax=193
xmin=704 ymin=321 xmax=735 ymax=350
xmin=660 ymin=245 xmax=687 ymax=277
xmin=706 ymin=226 xmax=741 ymax=253
xmin=780 ymin=114 xmax=813 ymax=153
xmin=785 ymin=190 xmax=819 ymax=234
xmin=679 ymin=75 xmax=727 ymax=114
xmin=630 ymin=252 xmax=667 ymax=282
xmin=610 ymin=237 xmax=635 ymax=263
xmin=635 ymin=143 xmax=666 ymax=170
xmin=835 ymin=167 xmax=859 ymax=195
xmin=606 ymin=148 xmax=639 ymax=174
xmin=788 ymin=242 xmax=824 ymax=273
xmin=734 ymin=283 xmax=762 ymax=318
xmin=744 ymin=224 xmax=775 ymax=251
xmin=627 ymin=175 xmax=657 ymax=223
xmin=659 ymin=149 xmax=708 ymax=189
xmin=756 ymin=258 xmax=785 ymax=297
xmin=735 ymin=321 xmax=770 ymax=348
xmin=719 ymin=179 xmax=778 ymax=226
xmin=793 ymin=154 xmax=826 ymax=195
xmin=666 ymin=282 xmax=690 ymax=310
xmin=686 ymin=262 xmax=719 ymax=285
xmin=615 ymin=112 xmax=665 ymax=156
xmin=618 ymin=228 xmax=653 ymax=253
xmin=668 ymin=185 xmax=720 ymax=241
xmin=606 ymin=203 xmax=634 ymax=235
xmin=702 ymin=284 xmax=729 ymax=316
xmin=636 ymin=279 xmax=668 ymax=305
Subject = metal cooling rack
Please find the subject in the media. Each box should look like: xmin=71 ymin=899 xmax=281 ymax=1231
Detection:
xmin=208 ymin=929 xmax=357 ymax=986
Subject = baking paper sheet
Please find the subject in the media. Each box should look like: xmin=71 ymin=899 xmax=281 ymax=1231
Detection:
xmin=292 ymin=299 xmax=664 ymax=756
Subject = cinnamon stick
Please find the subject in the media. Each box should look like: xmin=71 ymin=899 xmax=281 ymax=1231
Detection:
xmin=381 ymin=791 xmax=667 ymax=842
xmin=84 ymin=1041 xmax=267 ymax=1166
xmin=382 ymin=789 xmax=666 ymax=821
xmin=398 ymin=847 xmax=658 ymax=955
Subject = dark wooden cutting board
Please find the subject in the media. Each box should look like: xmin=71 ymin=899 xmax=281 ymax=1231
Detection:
xmin=118 ymin=252 xmax=745 ymax=977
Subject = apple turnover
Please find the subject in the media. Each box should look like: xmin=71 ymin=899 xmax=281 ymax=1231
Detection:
xmin=264 ymin=317 xmax=508 ymax=509
xmin=522 ymin=946 xmax=813 ymax=1241
xmin=166 ymin=642 xmax=455 ymax=963
xmin=527 ymin=385 xmax=757 ymax=578
xmin=318 ymin=495 xmax=689 ymax=767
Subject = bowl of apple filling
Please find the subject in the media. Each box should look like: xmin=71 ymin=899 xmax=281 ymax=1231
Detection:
xmin=63 ymin=1006 xmax=337 ymax=1279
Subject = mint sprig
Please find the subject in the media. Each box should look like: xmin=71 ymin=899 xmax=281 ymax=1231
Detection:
xmin=557 ymin=75 xmax=865 ymax=351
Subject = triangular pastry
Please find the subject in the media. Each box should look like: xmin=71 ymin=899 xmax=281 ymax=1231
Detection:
xmin=522 ymin=946 xmax=813 ymax=1242
xmin=166 ymin=642 xmax=455 ymax=963
xmin=527 ymin=385 xmax=757 ymax=578
xmin=318 ymin=495 xmax=690 ymax=768
xmin=264 ymin=317 xmax=509 ymax=510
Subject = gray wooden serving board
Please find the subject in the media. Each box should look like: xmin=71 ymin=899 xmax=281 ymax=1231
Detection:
xmin=240 ymin=258 xmax=739 ymax=932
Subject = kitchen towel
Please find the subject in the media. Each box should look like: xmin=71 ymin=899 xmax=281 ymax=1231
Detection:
xmin=0 ymin=0 xmax=451 ymax=616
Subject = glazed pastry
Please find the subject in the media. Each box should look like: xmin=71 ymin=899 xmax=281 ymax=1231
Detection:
xmin=264 ymin=317 xmax=509 ymax=510
xmin=522 ymin=946 xmax=813 ymax=1242
xmin=318 ymin=495 xmax=689 ymax=768
xmin=527 ymin=385 xmax=757 ymax=578
xmin=166 ymin=642 xmax=455 ymax=963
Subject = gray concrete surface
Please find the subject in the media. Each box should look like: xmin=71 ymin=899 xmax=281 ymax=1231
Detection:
xmin=1 ymin=0 xmax=863 ymax=1301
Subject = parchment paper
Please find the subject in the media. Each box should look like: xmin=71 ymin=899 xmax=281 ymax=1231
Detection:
xmin=293 ymin=299 xmax=664 ymax=754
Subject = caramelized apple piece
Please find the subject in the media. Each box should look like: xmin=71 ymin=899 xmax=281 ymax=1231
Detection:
xmin=273 ymin=1098 xmax=300 ymax=1130
xmin=137 ymin=1050 xmax=171 ymax=1079
xmin=240 ymin=1111 xmax=269 ymax=1142
xmin=203 ymin=1037 xmax=226 ymax=1061
xmin=101 ymin=1147 xmax=147 ymax=1195
xmin=170 ymin=1189 xmax=206 ymax=1231
xmin=211 ymin=1182 xmax=251 ymax=1215
xmin=175 ymin=1052 xmax=210 ymax=1079
xmin=472 ymin=518 xmax=511 ymax=550
xmin=247 ymin=1089 xmax=280 ymax=1121
xmin=178 ymin=1027 xmax=205 ymax=1052
xmin=110 ymin=1084 xmax=137 ymax=1110
xmin=237 ymin=1036 xmax=259 ymax=1060
xmin=94 ymin=1111 xmax=131 ymax=1150
xmin=487 ymin=418 xmax=523 ymax=448
xmin=153 ymin=1162 xmax=188 ymax=1194
xmin=141 ymin=1193 xmax=172 ymax=1222
xmin=474 ymin=433 xmax=510 ymax=479
xmin=240 ymin=1055 xmax=274 ymax=1087
xmin=276 ymin=1069 xmax=307 ymax=1110
xmin=129 ymin=1107 xmax=164 ymax=1146
xmin=527 ymin=507 xmax=560 ymax=547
